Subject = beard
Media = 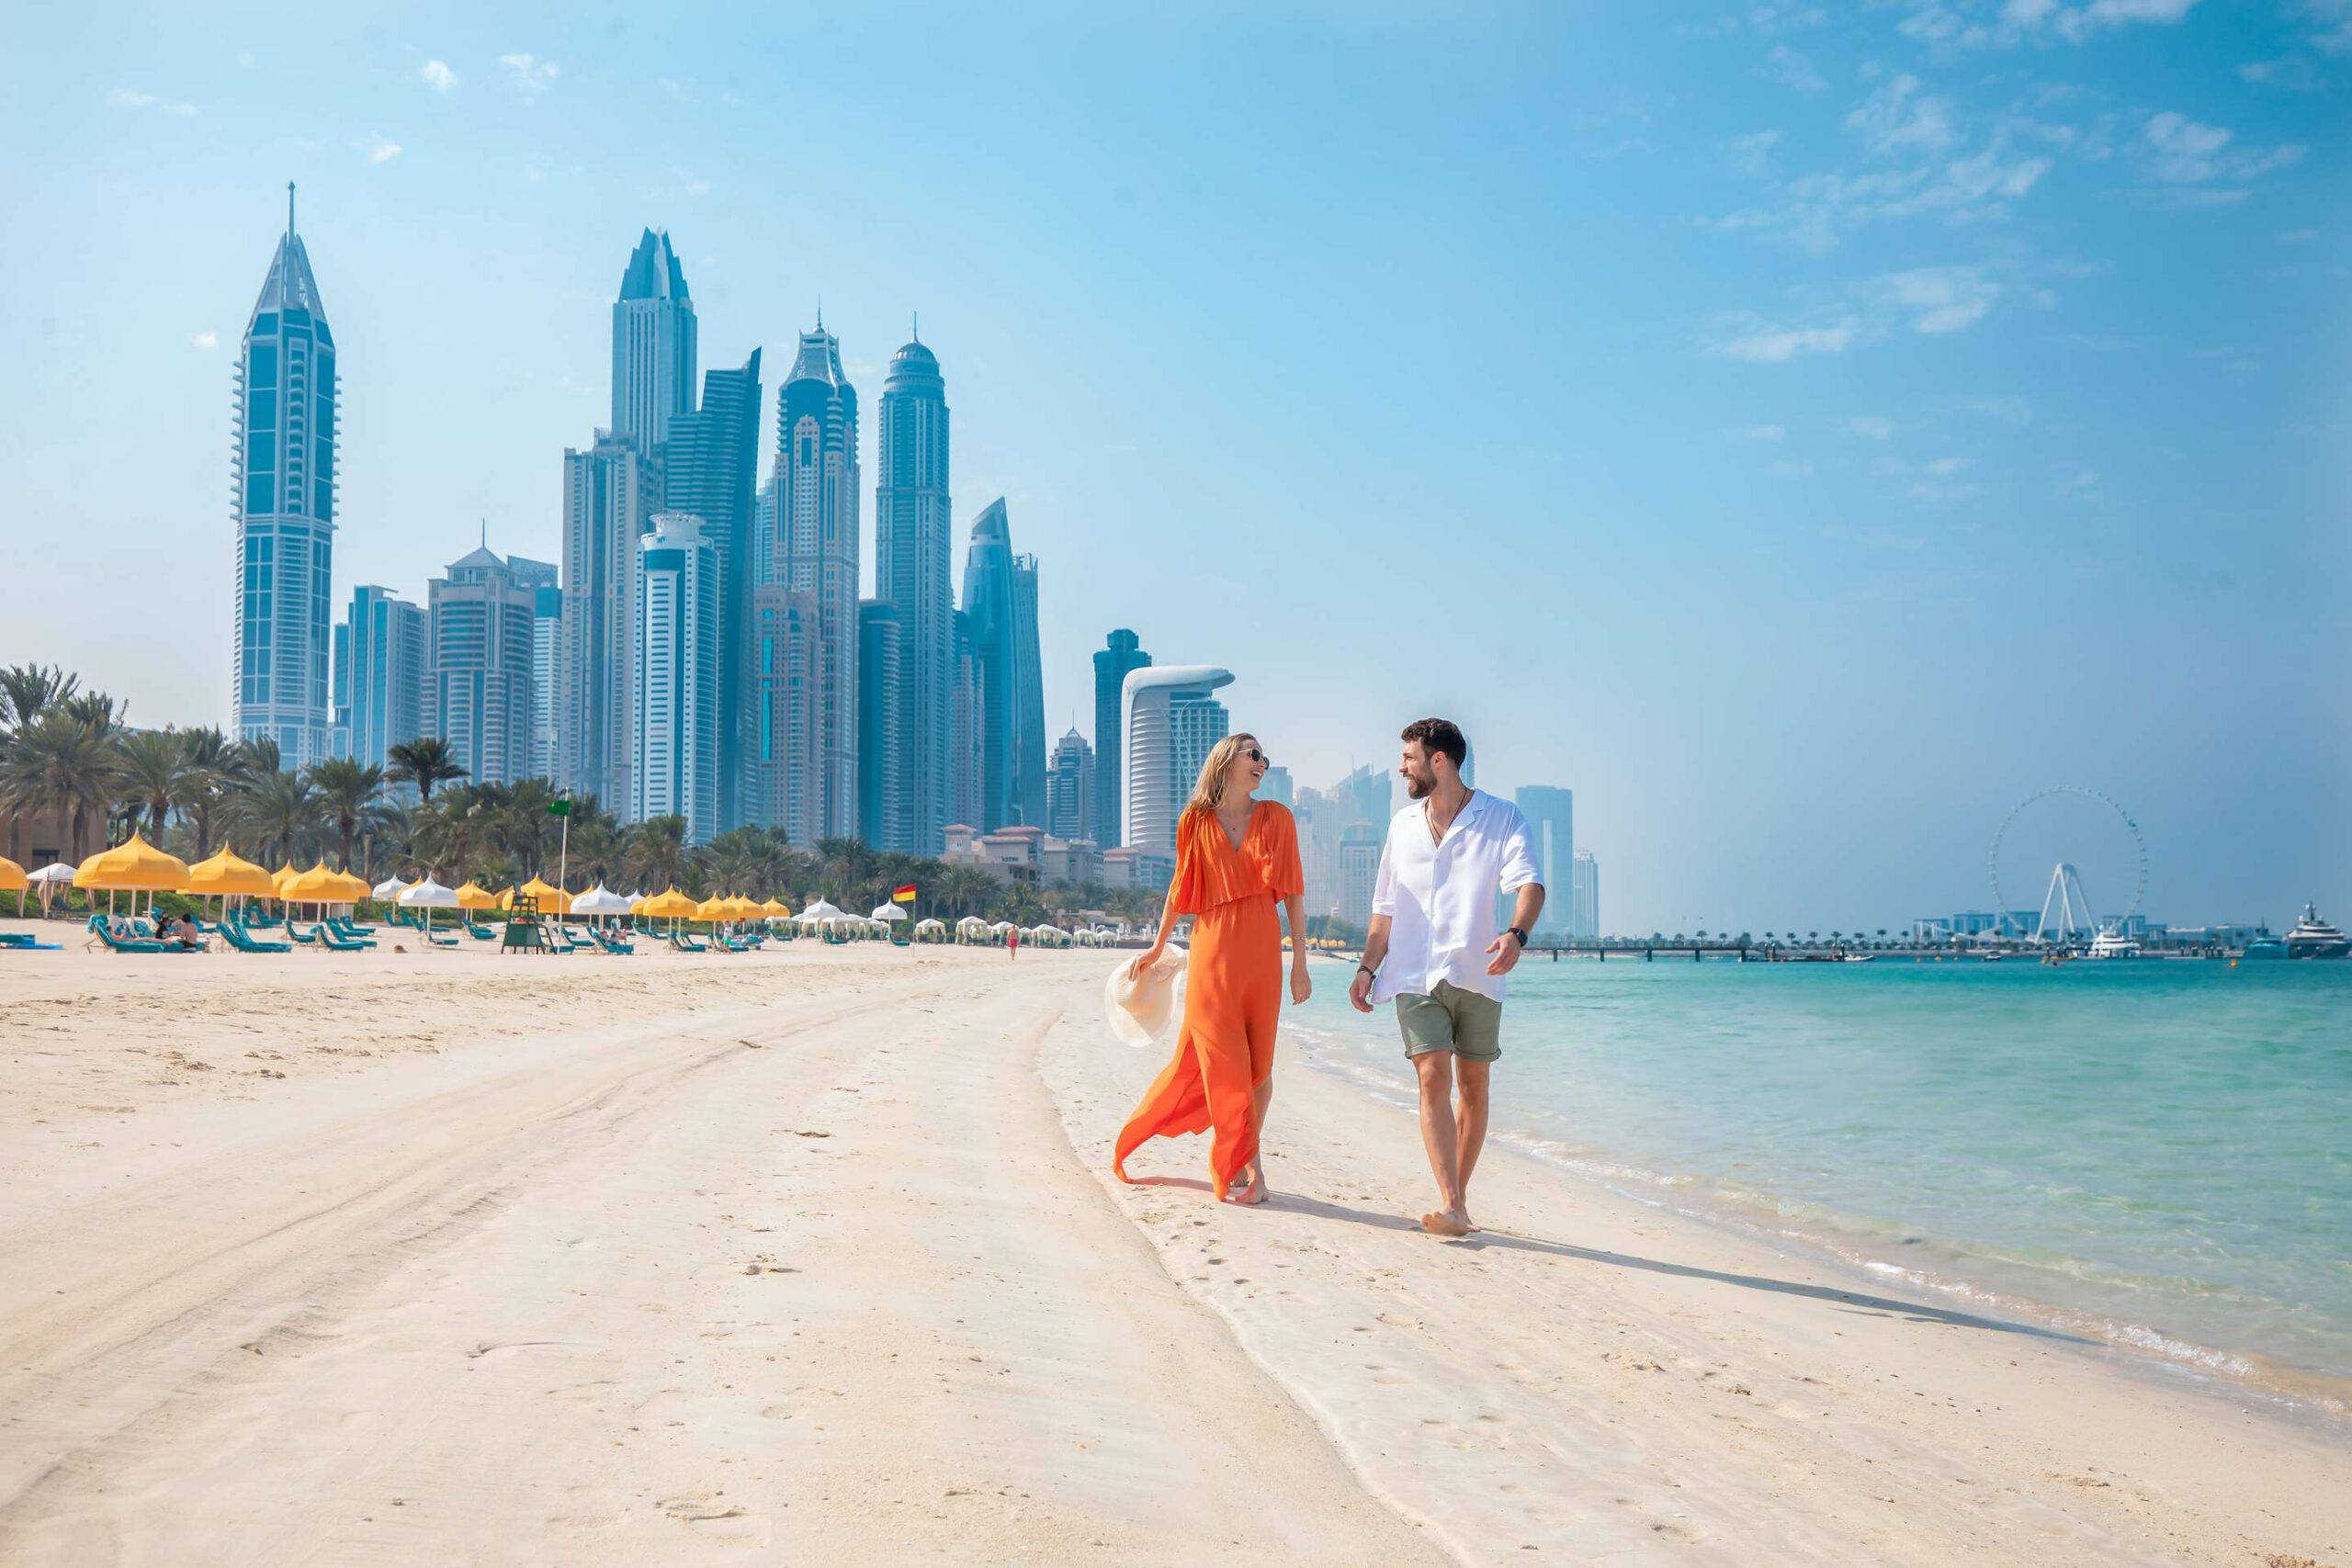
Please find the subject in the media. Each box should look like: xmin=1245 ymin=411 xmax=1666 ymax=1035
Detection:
xmin=1402 ymin=771 xmax=1434 ymax=800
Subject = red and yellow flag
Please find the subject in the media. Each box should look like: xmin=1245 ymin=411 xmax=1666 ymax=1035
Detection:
xmin=892 ymin=883 xmax=918 ymax=904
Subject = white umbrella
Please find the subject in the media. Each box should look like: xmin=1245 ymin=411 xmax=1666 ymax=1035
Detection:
xmin=571 ymin=885 xmax=633 ymax=917
xmin=28 ymin=863 xmax=76 ymax=885
xmin=398 ymin=876 xmax=460 ymax=943
xmin=372 ymin=874 xmax=411 ymax=900
xmin=798 ymin=897 xmax=845 ymax=924
xmin=870 ymin=903 xmax=908 ymax=923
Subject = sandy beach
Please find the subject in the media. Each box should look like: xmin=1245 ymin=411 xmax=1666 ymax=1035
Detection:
xmin=1 ymin=930 xmax=2344 ymax=1565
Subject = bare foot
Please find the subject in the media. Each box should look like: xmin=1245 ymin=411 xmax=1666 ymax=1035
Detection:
xmin=1420 ymin=1207 xmax=1473 ymax=1238
xmin=1235 ymin=1169 xmax=1269 ymax=1205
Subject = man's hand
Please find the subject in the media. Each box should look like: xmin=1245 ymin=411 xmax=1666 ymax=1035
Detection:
xmin=1348 ymin=966 xmax=1375 ymax=1013
xmin=1485 ymin=931 xmax=1524 ymax=976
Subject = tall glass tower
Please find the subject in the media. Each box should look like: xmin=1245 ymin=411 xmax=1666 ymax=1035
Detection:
xmin=633 ymin=514 xmax=719 ymax=843
xmin=1091 ymin=629 xmax=1150 ymax=846
xmin=611 ymin=229 xmax=696 ymax=457
xmin=232 ymin=185 xmax=338 ymax=767
xmin=662 ymin=349 xmax=763 ymax=829
xmin=874 ymin=331 xmax=951 ymax=854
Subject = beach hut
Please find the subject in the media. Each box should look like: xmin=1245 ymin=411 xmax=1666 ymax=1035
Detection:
xmin=956 ymin=914 xmax=989 ymax=944
xmin=398 ymin=876 xmax=461 ymax=943
xmin=25 ymin=859 xmax=76 ymax=917
xmin=76 ymin=832 xmax=194 ymax=917
xmin=913 ymin=917 xmax=946 ymax=943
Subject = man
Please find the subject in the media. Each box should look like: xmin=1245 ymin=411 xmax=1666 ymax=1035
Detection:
xmin=1350 ymin=718 xmax=1543 ymax=1237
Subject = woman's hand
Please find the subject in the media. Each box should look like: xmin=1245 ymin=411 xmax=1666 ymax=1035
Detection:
xmin=1126 ymin=944 xmax=1165 ymax=983
xmin=1290 ymin=959 xmax=1313 ymax=1006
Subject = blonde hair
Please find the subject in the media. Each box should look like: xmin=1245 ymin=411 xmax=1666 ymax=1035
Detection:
xmin=1184 ymin=733 xmax=1260 ymax=819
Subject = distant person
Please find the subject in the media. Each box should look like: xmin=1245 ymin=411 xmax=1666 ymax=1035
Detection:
xmin=1007 ymin=924 xmax=1020 ymax=960
xmin=1351 ymin=718 xmax=1544 ymax=1237
xmin=1114 ymin=732 xmax=1310 ymax=1205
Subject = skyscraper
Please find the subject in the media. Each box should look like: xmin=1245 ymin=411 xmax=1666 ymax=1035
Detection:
xmin=948 ymin=610 xmax=983 ymax=831
xmin=426 ymin=546 xmax=536 ymax=787
xmin=560 ymin=434 xmax=652 ymax=809
xmin=1091 ymin=630 xmax=1150 ymax=847
xmin=755 ymin=324 xmax=859 ymax=844
xmin=960 ymin=500 xmax=1045 ymax=830
xmin=510 ymin=556 xmax=560 ymax=784
xmin=610 ymin=229 xmax=696 ymax=457
xmin=874 ymin=331 xmax=952 ymax=854
xmin=1259 ymin=765 xmax=1294 ymax=810
xmin=1571 ymin=852 xmax=1600 ymax=938
xmin=1516 ymin=785 xmax=1574 ymax=932
xmin=662 ymin=349 xmax=763 ymax=828
xmin=1010 ymin=553 xmax=1046 ymax=828
xmin=856 ymin=601 xmax=905 ymax=852
xmin=1123 ymin=665 xmax=1232 ymax=854
xmin=632 ymin=514 xmax=719 ymax=842
xmin=232 ymin=186 xmax=338 ymax=768
xmin=330 ymin=586 xmax=424 ymax=772
xmin=1047 ymin=728 xmax=1095 ymax=843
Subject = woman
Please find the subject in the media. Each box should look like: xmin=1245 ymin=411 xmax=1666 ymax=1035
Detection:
xmin=1114 ymin=733 xmax=1309 ymax=1204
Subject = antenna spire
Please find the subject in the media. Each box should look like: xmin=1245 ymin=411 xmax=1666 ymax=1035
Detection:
xmin=287 ymin=181 xmax=296 ymax=240
xmin=911 ymin=310 xmax=920 ymax=343
xmin=816 ymin=296 xmax=823 ymax=331
xmin=480 ymin=517 xmax=487 ymax=549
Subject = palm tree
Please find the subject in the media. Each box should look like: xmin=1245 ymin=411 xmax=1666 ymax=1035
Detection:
xmin=0 ymin=711 xmax=120 ymax=862
xmin=237 ymin=771 xmax=321 ymax=868
xmin=0 ymin=662 xmax=78 ymax=733
xmin=176 ymin=727 xmax=235 ymax=861
xmin=116 ymin=728 xmax=190 ymax=842
xmin=626 ymin=815 xmax=690 ymax=891
xmin=386 ymin=737 xmax=467 ymax=804
xmin=308 ymin=759 xmax=386 ymax=872
xmin=932 ymin=863 xmax=998 ymax=920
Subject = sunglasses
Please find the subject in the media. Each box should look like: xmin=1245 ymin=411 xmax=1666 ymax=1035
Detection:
xmin=1244 ymin=748 xmax=1268 ymax=766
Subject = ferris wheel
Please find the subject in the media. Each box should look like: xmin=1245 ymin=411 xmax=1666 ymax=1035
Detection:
xmin=1988 ymin=787 xmax=2146 ymax=942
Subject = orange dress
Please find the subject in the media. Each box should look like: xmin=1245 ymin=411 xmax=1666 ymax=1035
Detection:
xmin=1114 ymin=801 xmax=1304 ymax=1195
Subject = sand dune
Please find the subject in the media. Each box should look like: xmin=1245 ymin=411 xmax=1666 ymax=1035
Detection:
xmin=0 ymin=933 xmax=2343 ymax=1564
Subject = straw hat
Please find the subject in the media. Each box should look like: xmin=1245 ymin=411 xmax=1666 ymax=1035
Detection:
xmin=1103 ymin=944 xmax=1188 ymax=1050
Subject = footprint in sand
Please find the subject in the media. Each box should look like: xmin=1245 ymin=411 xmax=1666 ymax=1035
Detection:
xmin=657 ymin=1492 xmax=767 ymax=1541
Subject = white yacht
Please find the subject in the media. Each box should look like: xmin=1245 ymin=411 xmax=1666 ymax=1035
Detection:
xmin=2284 ymin=904 xmax=2349 ymax=960
xmin=2087 ymin=928 xmax=2143 ymax=959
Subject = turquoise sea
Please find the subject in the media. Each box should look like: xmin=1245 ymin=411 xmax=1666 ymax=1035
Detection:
xmin=1284 ymin=957 xmax=2352 ymax=1411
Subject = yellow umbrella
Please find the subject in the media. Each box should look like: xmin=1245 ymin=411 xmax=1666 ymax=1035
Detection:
xmin=285 ymin=861 xmax=356 ymax=904
xmin=760 ymin=897 xmax=792 ymax=919
xmin=454 ymin=881 xmax=500 ymax=911
xmin=692 ymin=895 xmax=729 ymax=920
xmin=272 ymin=863 xmax=301 ymax=901
xmin=0 ymin=854 xmax=26 ymax=894
xmin=184 ymin=846 xmax=276 ymax=898
xmin=76 ymin=832 xmax=192 ymax=892
xmin=517 ymin=875 xmax=571 ymax=915
xmin=639 ymin=887 xmax=698 ymax=920
xmin=723 ymin=894 xmax=760 ymax=919
xmin=327 ymin=867 xmax=373 ymax=904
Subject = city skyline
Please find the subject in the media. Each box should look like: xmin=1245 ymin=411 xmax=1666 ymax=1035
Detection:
xmin=6 ymin=3 xmax=2345 ymax=931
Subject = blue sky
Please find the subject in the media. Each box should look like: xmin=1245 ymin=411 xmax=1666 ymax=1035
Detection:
xmin=2 ymin=0 xmax=2345 ymax=931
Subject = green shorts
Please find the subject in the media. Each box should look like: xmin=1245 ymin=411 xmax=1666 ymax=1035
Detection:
xmin=1395 ymin=981 xmax=1503 ymax=1063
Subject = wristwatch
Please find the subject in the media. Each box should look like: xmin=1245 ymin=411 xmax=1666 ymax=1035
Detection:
xmin=1505 ymin=926 xmax=1530 ymax=948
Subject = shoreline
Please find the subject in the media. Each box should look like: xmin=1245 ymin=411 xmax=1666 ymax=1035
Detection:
xmin=1285 ymin=1022 xmax=2352 ymax=1428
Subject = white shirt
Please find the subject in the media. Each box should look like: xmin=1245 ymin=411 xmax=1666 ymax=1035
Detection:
xmin=1369 ymin=789 xmax=1542 ymax=1005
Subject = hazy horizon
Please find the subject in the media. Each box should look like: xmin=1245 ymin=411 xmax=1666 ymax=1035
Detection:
xmin=4 ymin=0 xmax=2345 ymax=932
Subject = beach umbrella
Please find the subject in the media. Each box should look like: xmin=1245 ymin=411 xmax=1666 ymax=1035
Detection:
xmin=571 ymin=885 xmax=632 ymax=917
xmin=760 ymin=897 xmax=793 ymax=920
xmin=286 ymin=861 xmax=358 ymax=905
xmin=798 ymin=897 xmax=844 ymax=923
xmin=517 ymin=874 xmax=571 ymax=915
xmin=692 ymin=895 xmax=729 ymax=922
xmin=638 ymin=887 xmax=698 ymax=920
xmin=0 ymin=853 xmax=23 ymax=918
xmin=454 ymin=881 xmax=500 ymax=912
xmin=76 ymin=832 xmax=193 ymax=916
xmin=26 ymin=858 xmax=75 ymax=917
xmin=400 ymin=876 xmax=460 ymax=942
xmin=372 ymin=874 xmax=412 ymax=900
xmin=870 ymin=902 xmax=909 ymax=923
xmin=187 ymin=846 xmax=277 ymax=898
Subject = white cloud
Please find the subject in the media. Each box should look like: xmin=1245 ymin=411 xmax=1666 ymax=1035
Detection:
xmin=358 ymin=133 xmax=402 ymax=164
xmin=1840 ymin=415 xmax=1896 ymax=439
xmin=1729 ymin=129 xmax=1783 ymax=175
xmin=2278 ymin=228 xmax=2318 ymax=243
xmin=1763 ymin=44 xmax=1826 ymax=92
xmin=1766 ymin=458 xmax=1816 ymax=478
xmin=420 ymin=59 xmax=458 ymax=93
xmin=1957 ymin=394 xmax=2034 ymax=424
xmin=499 ymin=53 xmax=560 ymax=98
xmin=2058 ymin=469 xmax=2100 ymax=493
xmin=1869 ymin=265 xmax=2000 ymax=333
xmin=1902 ymin=0 xmax=2201 ymax=47
xmin=1717 ymin=321 xmax=1860 ymax=362
xmin=106 ymin=87 xmax=197 ymax=115
xmin=2139 ymin=112 xmax=2306 ymax=188
xmin=2310 ymin=0 xmax=2352 ymax=52
xmin=1741 ymin=423 xmax=1787 ymax=441
xmin=1924 ymin=456 xmax=1971 ymax=475
xmin=192 ymin=331 xmax=219 ymax=351
xmin=1848 ymin=74 xmax=1960 ymax=154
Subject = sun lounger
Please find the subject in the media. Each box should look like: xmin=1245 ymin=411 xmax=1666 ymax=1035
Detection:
xmin=220 ymin=919 xmax=293 ymax=953
xmin=587 ymin=927 xmax=635 ymax=954
xmin=85 ymin=915 xmax=186 ymax=954
xmin=667 ymin=932 xmax=708 ymax=954
xmin=464 ymin=919 xmax=498 ymax=941
xmin=305 ymin=922 xmax=375 ymax=952
xmin=0 ymin=931 xmax=61 ymax=950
